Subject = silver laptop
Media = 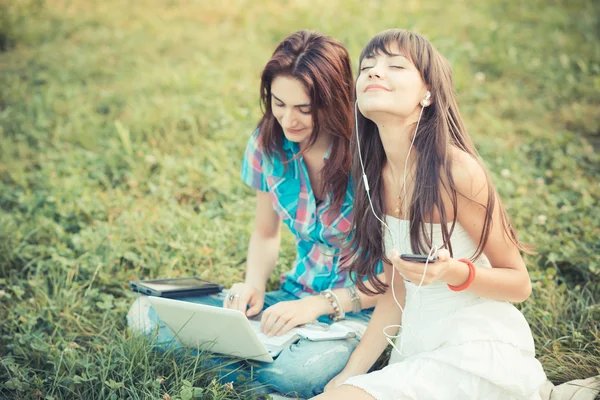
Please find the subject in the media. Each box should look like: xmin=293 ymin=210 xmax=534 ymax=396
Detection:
xmin=148 ymin=296 xmax=299 ymax=362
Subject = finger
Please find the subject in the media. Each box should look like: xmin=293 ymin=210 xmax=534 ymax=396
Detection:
xmin=264 ymin=314 xmax=282 ymax=336
xmin=391 ymin=256 xmax=405 ymax=271
xmin=246 ymin=300 xmax=263 ymax=317
xmin=436 ymin=248 xmax=450 ymax=262
xmin=402 ymin=262 xmax=423 ymax=274
xmin=230 ymin=295 xmax=241 ymax=312
xmin=260 ymin=306 xmax=277 ymax=333
xmin=410 ymin=267 xmax=435 ymax=285
xmin=401 ymin=273 xmax=416 ymax=284
xmin=393 ymin=259 xmax=415 ymax=278
xmin=265 ymin=311 xmax=287 ymax=336
xmin=223 ymin=290 xmax=233 ymax=308
xmin=236 ymin=293 xmax=250 ymax=314
xmin=402 ymin=270 xmax=423 ymax=283
xmin=223 ymin=283 xmax=243 ymax=308
xmin=264 ymin=310 xmax=287 ymax=336
xmin=271 ymin=316 xmax=295 ymax=337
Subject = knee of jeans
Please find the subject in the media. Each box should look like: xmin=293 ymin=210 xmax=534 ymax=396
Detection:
xmin=126 ymin=299 xmax=178 ymax=348
xmin=257 ymin=369 xmax=321 ymax=398
xmin=127 ymin=297 xmax=158 ymax=333
xmin=257 ymin=340 xmax=355 ymax=396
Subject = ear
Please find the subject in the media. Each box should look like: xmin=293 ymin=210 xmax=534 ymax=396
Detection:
xmin=420 ymin=90 xmax=432 ymax=107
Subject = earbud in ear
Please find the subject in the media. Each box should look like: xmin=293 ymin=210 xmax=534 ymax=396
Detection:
xmin=420 ymin=91 xmax=432 ymax=107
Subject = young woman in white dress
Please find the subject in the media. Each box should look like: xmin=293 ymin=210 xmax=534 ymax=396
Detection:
xmin=314 ymin=29 xmax=547 ymax=400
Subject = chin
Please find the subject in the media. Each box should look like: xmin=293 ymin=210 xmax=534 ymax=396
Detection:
xmin=282 ymin=131 xmax=312 ymax=144
xmin=361 ymin=102 xmax=408 ymax=120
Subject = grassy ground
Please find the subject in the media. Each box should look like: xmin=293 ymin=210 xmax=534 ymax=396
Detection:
xmin=1 ymin=0 xmax=599 ymax=398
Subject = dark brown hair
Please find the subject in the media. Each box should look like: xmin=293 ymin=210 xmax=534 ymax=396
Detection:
xmin=257 ymin=30 xmax=354 ymax=213
xmin=345 ymin=29 xmax=526 ymax=295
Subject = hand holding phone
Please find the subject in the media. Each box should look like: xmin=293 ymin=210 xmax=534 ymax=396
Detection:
xmin=400 ymin=253 xmax=439 ymax=263
xmin=400 ymin=245 xmax=439 ymax=263
xmin=392 ymin=247 xmax=453 ymax=287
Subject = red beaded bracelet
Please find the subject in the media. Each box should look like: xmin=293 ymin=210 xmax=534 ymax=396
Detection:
xmin=447 ymin=258 xmax=476 ymax=292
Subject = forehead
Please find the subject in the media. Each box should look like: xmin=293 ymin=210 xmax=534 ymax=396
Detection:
xmin=362 ymin=41 xmax=410 ymax=61
xmin=271 ymin=75 xmax=310 ymax=104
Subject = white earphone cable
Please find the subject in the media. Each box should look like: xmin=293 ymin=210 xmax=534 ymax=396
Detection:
xmin=354 ymin=98 xmax=436 ymax=356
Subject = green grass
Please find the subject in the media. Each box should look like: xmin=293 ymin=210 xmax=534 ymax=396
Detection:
xmin=1 ymin=0 xmax=599 ymax=398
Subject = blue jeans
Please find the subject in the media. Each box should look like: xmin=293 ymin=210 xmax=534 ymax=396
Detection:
xmin=127 ymin=289 xmax=372 ymax=398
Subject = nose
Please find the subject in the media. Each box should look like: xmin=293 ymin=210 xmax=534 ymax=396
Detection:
xmin=281 ymin=108 xmax=298 ymax=129
xmin=368 ymin=63 xmax=384 ymax=79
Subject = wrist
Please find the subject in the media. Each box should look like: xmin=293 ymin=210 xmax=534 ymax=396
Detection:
xmin=244 ymin=279 xmax=266 ymax=293
xmin=345 ymin=352 xmax=372 ymax=375
xmin=443 ymin=258 xmax=470 ymax=287
xmin=307 ymin=294 xmax=335 ymax=317
xmin=320 ymin=290 xmax=346 ymax=321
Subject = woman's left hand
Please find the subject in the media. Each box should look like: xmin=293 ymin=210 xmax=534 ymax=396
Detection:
xmin=260 ymin=296 xmax=329 ymax=337
xmin=390 ymin=248 xmax=452 ymax=286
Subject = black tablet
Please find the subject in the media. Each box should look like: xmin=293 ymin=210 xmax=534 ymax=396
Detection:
xmin=130 ymin=277 xmax=223 ymax=298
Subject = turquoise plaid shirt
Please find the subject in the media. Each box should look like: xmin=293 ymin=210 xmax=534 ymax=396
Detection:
xmin=241 ymin=130 xmax=369 ymax=296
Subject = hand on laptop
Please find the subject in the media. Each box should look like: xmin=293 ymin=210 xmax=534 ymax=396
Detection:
xmin=260 ymin=296 xmax=332 ymax=337
xmin=223 ymin=282 xmax=265 ymax=317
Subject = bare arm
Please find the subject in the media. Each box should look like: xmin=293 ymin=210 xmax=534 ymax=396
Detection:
xmin=307 ymin=273 xmax=384 ymax=318
xmin=225 ymin=190 xmax=281 ymax=315
xmin=442 ymin=152 xmax=532 ymax=302
xmin=248 ymin=190 xmax=382 ymax=334
xmin=244 ymin=190 xmax=281 ymax=290
xmin=335 ymin=286 xmax=380 ymax=311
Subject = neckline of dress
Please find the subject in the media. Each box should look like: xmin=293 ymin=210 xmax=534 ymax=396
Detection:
xmin=385 ymin=214 xmax=458 ymax=227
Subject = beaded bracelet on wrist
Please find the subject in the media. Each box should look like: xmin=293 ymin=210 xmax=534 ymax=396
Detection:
xmin=320 ymin=289 xmax=345 ymax=321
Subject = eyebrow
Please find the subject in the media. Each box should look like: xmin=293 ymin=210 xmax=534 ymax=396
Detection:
xmin=272 ymin=93 xmax=311 ymax=108
xmin=364 ymin=52 xmax=407 ymax=60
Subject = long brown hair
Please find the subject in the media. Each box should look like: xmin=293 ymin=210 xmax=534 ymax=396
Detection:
xmin=257 ymin=30 xmax=354 ymax=213
xmin=345 ymin=29 xmax=526 ymax=295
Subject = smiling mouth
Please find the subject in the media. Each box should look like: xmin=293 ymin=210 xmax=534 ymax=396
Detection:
xmin=365 ymin=84 xmax=391 ymax=92
xmin=286 ymin=128 xmax=305 ymax=134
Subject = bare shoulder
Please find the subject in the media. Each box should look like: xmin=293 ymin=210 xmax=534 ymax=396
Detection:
xmin=448 ymin=147 xmax=489 ymax=202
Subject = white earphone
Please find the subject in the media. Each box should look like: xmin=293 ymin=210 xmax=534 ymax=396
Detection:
xmin=354 ymin=97 xmax=437 ymax=356
xmin=420 ymin=90 xmax=432 ymax=107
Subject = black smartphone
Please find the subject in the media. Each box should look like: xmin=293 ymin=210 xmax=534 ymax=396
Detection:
xmin=130 ymin=277 xmax=223 ymax=298
xmin=400 ymin=254 xmax=439 ymax=263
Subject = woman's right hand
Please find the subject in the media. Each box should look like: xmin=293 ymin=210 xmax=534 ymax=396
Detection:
xmin=223 ymin=282 xmax=265 ymax=317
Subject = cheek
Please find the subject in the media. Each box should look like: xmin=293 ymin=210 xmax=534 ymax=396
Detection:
xmin=356 ymin=75 xmax=367 ymax=93
xmin=357 ymin=92 xmax=390 ymax=112
xmin=272 ymin=108 xmax=284 ymax=123
xmin=300 ymin=114 xmax=313 ymax=127
xmin=397 ymin=76 xmax=425 ymax=102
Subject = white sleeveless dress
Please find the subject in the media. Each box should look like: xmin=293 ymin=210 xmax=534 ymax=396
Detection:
xmin=343 ymin=217 xmax=547 ymax=400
